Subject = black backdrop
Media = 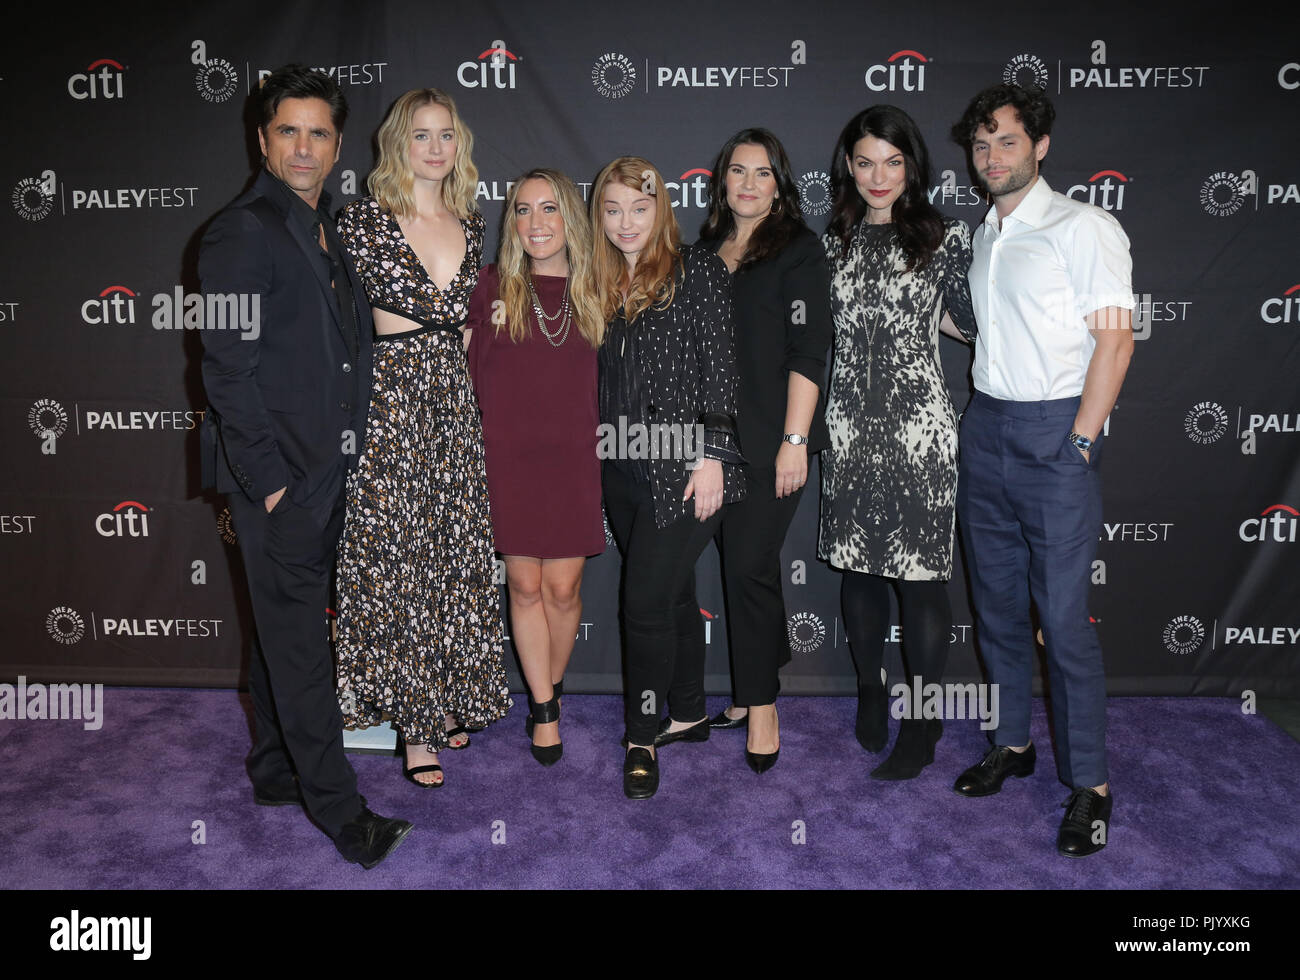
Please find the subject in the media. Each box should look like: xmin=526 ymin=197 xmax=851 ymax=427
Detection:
xmin=3 ymin=0 xmax=1298 ymax=698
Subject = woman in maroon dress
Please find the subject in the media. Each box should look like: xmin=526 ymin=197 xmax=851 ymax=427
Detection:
xmin=465 ymin=169 xmax=605 ymax=765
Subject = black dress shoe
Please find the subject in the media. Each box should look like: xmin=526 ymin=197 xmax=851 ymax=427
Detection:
xmin=652 ymin=715 xmax=710 ymax=747
xmin=527 ymin=689 xmax=563 ymax=767
xmin=952 ymin=743 xmax=1036 ymax=797
xmin=332 ymin=807 xmax=413 ymax=870
xmin=1057 ymin=787 xmax=1113 ymax=857
xmin=709 ymin=707 xmax=747 ymax=730
xmin=855 ymin=683 xmax=889 ymax=753
xmin=745 ymin=747 xmax=779 ymax=773
xmin=870 ymin=719 xmax=943 ymax=781
xmin=623 ymin=747 xmax=659 ymax=799
xmin=252 ymin=780 xmax=304 ymax=807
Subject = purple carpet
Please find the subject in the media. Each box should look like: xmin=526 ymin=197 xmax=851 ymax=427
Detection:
xmin=2 ymin=691 xmax=1296 ymax=889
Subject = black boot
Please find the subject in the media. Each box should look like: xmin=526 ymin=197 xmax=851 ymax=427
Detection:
xmin=870 ymin=718 xmax=943 ymax=780
xmin=855 ymin=682 xmax=889 ymax=753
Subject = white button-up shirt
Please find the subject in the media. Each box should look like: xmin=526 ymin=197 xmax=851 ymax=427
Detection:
xmin=968 ymin=177 xmax=1134 ymax=401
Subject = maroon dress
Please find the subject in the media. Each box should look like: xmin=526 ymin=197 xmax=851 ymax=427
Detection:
xmin=467 ymin=265 xmax=604 ymax=558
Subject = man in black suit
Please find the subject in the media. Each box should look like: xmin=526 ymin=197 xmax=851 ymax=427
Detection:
xmin=199 ymin=64 xmax=410 ymax=868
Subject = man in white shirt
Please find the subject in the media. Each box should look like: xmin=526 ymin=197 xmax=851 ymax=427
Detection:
xmin=949 ymin=84 xmax=1134 ymax=857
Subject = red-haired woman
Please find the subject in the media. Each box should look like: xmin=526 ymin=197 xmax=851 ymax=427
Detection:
xmin=590 ymin=156 xmax=745 ymax=799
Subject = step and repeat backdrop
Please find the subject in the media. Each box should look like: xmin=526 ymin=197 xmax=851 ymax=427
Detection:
xmin=2 ymin=1 xmax=1297 ymax=697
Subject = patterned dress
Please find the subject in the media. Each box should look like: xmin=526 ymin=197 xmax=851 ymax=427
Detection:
xmin=820 ymin=218 xmax=977 ymax=580
xmin=333 ymin=197 xmax=511 ymax=748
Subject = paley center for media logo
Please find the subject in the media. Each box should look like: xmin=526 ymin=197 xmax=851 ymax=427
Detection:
xmin=1003 ymin=54 xmax=1049 ymax=90
xmin=591 ymin=42 xmax=803 ymax=99
xmin=1200 ymin=169 xmax=1299 ymax=217
xmin=10 ymin=170 xmax=198 ymax=220
xmin=788 ymin=611 xmax=827 ymax=654
xmin=1163 ymin=613 xmax=1299 ymax=654
xmin=191 ymin=41 xmax=239 ymax=103
xmin=458 ymin=42 xmax=520 ymax=89
xmin=26 ymin=398 xmax=204 ymax=454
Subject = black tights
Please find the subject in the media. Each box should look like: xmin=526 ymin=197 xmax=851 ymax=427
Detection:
xmin=841 ymin=572 xmax=951 ymax=693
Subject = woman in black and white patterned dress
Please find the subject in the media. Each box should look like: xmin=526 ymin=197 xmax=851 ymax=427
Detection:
xmin=821 ymin=105 xmax=976 ymax=780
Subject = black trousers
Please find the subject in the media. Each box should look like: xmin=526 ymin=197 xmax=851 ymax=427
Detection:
xmin=714 ymin=464 xmax=802 ymax=705
xmin=229 ymin=484 xmax=362 ymax=838
xmin=603 ymin=462 xmax=723 ymax=746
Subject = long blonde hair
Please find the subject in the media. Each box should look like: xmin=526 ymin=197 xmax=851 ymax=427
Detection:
xmin=496 ymin=169 xmax=603 ymax=347
xmin=590 ymin=156 xmax=681 ymax=326
xmin=368 ymin=88 xmax=478 ymax=219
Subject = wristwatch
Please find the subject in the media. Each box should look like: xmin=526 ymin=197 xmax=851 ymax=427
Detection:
xmin=783 ymin=433 xmax=809 ymax=446
xmin=1068 ymin=430 xmax=1093 ymax=453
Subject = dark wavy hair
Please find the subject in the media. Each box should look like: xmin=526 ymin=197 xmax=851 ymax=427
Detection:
xmin=951 ymin=83 xmax=1055 ymax=149
xmin=258 ymin=64 xmax=348 ymax=134
xmin=827 ymin=105 xmax=943 ymax=271
xmin=698 ymin=128 xmax=806 ymax=269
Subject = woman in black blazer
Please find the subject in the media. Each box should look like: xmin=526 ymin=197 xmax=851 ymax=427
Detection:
xmin=591 ymin=156 xmax=745 ymax=799
xmin=692 ymin=128 xmax=833 ymax=772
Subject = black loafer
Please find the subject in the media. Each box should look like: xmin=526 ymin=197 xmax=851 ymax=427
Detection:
xmin=623 ymin=747 xmax=659 ymax=799
xmin=1057 ymin=787 xmax=1113 ymax=857
xmin=332 ymin=806 xmax=413 ymax=869
xmin=652 ymin=716 xmax=711 ymax=747
xmin=709 ymin=708 xmax=747 ymax=730
xmin=253 ymin=780 xmax=304 ymax=807
xmin=952 ymin=743 xmax=1036 ymax=797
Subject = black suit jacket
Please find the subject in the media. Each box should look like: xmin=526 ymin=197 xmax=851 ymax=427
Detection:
xmin=702 ymin=225 xmax=833 ymax=467
xmin=198 ymin=170 xmax=373 ymax=510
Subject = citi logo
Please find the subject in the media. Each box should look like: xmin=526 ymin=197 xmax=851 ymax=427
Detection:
xmin=459 ymin=43 xmax=518 ymax=89
xmin=68 ymin=58 xmax=125 ymax=99
xmin=97 ymin=501 xmax=151 ymax=538
xmin=865 ymin=50 xmax=927 ymax=92
xmin=82 ymin=286 xmax=137 ymax=325
xmin=666 ymin=168 xmax=711 ymax=209
xmin=1067 ymin=170 xmax=1128 ymax=210
xmin=699 ymin=607 xmax=717 ymax=644
xmin=1238 ymin=504 xmax=1298 ymax=543
xmin=1260 ymin=283 xmax=1300 ymax=324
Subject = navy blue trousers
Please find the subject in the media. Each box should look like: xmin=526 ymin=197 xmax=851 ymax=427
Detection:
xmin=957 ymin=392 xmax=1109 ymax=788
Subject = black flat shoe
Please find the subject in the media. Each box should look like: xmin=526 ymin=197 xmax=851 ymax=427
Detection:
xmin=332 ymin=806 xmax=413 ymax=870
xmin=1057 ymin=787 xmax=1113 ymax=857
xmin=623 ymin=747 xmax=659 ymax=799
xmin=652 ymin=715 xmax=711 ymax=747
xmin=870 ymin=719 xmax=944 ymax=781
xmin=855 ymin=683 xmax=889 ymax=753
xmin=709 ymin=707 xmax=747 ymax=730
xmin=745 ymin=746 xmax=779 ymax=773
xmin=952 ymin=743 xmax=1036 ymax=796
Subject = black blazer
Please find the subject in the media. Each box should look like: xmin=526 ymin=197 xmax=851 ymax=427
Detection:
xmin=198 ymin=169 xmax=374 ymax=509
xmin=598 ymin=244 xmax=746 ymax=528
xmin=702 ymin=225 xmax=833 ymax=468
